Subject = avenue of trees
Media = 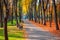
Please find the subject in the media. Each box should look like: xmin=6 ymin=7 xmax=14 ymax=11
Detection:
xmin=0 ymin=0 xmax=60 ymax=40
xmin=27 ymin=0 xmax=60 ymax=30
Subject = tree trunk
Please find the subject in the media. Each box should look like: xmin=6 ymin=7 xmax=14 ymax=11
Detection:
xmin=0 ymin=1 xmax=1 ymax=27
xmin=28 ymin=4 xmax=32 ymax=21
xmin=4 ymin=17 xmax=8 ymax=40
xmin=50 ymin=13 xmax=52 ymax=27
xmin=59 ymin=19 xmax=60 ymax=24
xmin=11 ymin=3 xmax=13 ymax=25
xmin=49 ymin=4 xmax=52 ymax=27
xmin=0 ymin=8 xmax=3 ymax=27
xmin=40 ymin=5 xmax=43 ymax=24
xmin=15 ymin=0 xmax=18 ymax=27
xmin=59 ymin=11 xmax=60 ymax=24
xmin=38 ymin=0 xmax=41 ymax=23
xmin=42 ymin=0 xmax=46 ymax=25
xmin=41 ymin=0 xmax=49 ymax=25
xmin=15 ymin=11 xmax=18 ymax=27
xmin=52 ymin=0 xmax=59 ymax=30
xmin=41 ymin=10 xmax=43 ymax=24
xmin=19 ymin=6 xmax=22 ymax=22
xmin=3 ymin=0 xmax=9 ymax=40
xmin=0 ymin=0 xmax=3 ymax=27
xmin=34 ymin=0 xmax=37 ymax=22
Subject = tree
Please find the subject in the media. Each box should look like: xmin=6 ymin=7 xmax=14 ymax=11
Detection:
xmin=0 ymin=0 xmax=1 ymax=27
xmin=3 ymin=0 xmax=9 ymax=40
xmin=52 ymin=0 xmax=59 ymax=30
xmin=41 ymin=0 xmax=49 ymax=25
xmin=28 ymin=1 xmax=33 ymax=21
xmin=14 ymin=0 xmax=19 ymax=27
xmin=19 ymin=6 xmax=22 ymax=22
xmin=34 ymin=0 xmax=37 ymax=22
xmin=28 ymin=0 xmax=32 ymax=20
xmin=38 ymin=0 xmax=41 ymax=23
xmin=40 ymin=1 xmax=43 ymax=24
xmin=0 ymin=0 xmax=3 ymax=27
xmin=48 ymin=2 xmax=52 ymax=27
xmin=18 ymin=0 xmax=22 ymax=22
xmin=59 ymin=11 xmax=60 ymax=24
xmin=49 ymin=13 xmax=52 ymax=27
xmin=11 ymin=0 xmax=13 ymax=25
xmin=41 ymin=0 xmax=46 ymax=25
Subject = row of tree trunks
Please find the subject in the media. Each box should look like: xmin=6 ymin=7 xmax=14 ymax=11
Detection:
xmin=28 ymin=0 xmax=59 ymax=30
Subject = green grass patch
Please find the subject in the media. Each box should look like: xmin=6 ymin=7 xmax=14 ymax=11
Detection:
xmin=7 ymin=19 xmax=16 ymax=26
xmin=0 ymin=28 xmax=4 ymax=40
xmin=7 ymin=19 xmax=20 ymax=26
xmin=0 ymin=26 xmax=24 ymax=40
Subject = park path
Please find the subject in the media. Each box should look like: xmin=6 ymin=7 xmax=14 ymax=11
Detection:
xmin=23 ymin=19 xmax=60 ymax=40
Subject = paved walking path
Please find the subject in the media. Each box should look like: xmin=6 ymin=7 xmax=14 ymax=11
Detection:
xmin=23 ymin=19 xmax=60 ymax=40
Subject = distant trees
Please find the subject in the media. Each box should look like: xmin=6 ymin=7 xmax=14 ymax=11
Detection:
xmin=11 ymin=0 xmax=13 ymax=24
xmin=34 ymin=0 xmax=37 ymax=22
xmin=38 ymin=0 xmax=41 ymax=23
xmin=14 ymin=0 xmax=19 ymax=27
xmin=28 ymin=0 xmax=59 ymax=30
xmin=19 ymin=6 xmax=22 ymax=22
xmin=28 ymin=0 xmax=33 ymax=21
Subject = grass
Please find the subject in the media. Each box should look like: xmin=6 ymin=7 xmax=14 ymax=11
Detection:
xmin=7 ymin=19 xmax=16 ymax=26
xmin=0 ymin=26 xmax=25 ymax=40
xmin=0 ymin=28 xmax=4 ymax=40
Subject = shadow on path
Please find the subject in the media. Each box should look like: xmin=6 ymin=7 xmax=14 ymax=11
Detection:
xmin=23 ymin=19 xmax=60 ymax=40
